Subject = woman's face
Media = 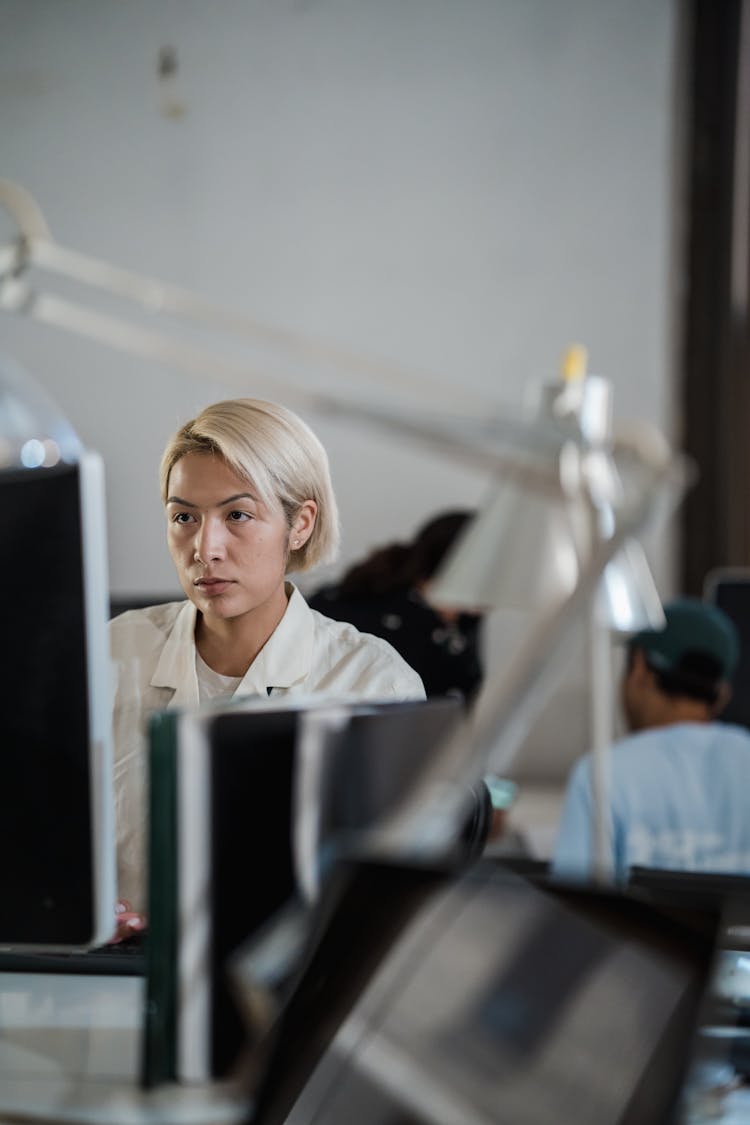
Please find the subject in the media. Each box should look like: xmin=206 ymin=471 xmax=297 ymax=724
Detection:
xmin=165 ymin=452 xmax=315 ymax=625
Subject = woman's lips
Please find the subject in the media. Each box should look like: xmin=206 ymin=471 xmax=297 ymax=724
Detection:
xmin=195 ymin=578 xmax=233 ymax=596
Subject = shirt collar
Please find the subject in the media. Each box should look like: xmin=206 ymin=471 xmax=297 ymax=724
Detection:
xmin=151 ymin=600 xmax=200 ymax=708
xmin=239 ymin=583 xmax=315 ymax=694
xmin=150 ymin=584 xmax=315 ymax=705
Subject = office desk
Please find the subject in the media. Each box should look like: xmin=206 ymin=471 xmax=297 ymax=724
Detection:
xmin=0 ymin=972 xmax=250 ymax=1124
xmin=2 ymin=866 xmax=745 ymax=1125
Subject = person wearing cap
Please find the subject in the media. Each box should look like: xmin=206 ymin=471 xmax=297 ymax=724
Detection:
xmin=552 ymin=597 xmax=750 ymax=882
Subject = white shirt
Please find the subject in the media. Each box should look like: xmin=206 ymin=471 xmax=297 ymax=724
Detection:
xmin=110 ymin=584 xmax=425 ymax=910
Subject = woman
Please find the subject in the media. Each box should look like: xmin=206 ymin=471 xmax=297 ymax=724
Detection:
xmin=110 ymin=398 xmax=424 ymax=929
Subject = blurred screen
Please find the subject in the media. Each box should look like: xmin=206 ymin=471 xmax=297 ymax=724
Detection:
xmin=705 ymin=571 xmax=750 ymax=732
xmin=0 ymin=456 xmax=113 ymax=948
xmin=0 ymin=464 xmax=94 ymax=944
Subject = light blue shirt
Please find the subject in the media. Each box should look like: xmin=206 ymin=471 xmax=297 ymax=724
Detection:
xmin=553 ymin=722 xmax=750 ymax=882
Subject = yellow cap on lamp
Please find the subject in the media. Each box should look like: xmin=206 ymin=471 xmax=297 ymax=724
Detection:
xmin=560 ymin=343 xmax=588 ymax=383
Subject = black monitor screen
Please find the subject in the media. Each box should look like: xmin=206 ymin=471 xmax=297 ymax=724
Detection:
xmin=705 ymin=572 xmax=750 ymax=732
xmin=0 ymin=458 xmax=114 ymax=946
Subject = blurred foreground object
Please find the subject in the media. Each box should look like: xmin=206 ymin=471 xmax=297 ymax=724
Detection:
xmin=0 ymin=354 xmax=115 ymax=948
xmin=240 ymin=860 xmax=718 ymax=1125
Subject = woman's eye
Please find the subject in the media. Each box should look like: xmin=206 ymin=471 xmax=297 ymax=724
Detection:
xmin=228 ymin=510 xmax=251 ymax=522
xmin=172 ymin=511 xmax=195 ymax=524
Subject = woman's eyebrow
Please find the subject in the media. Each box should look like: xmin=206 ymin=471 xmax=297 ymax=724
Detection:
xmin=218 ymin=493 xmax=258 ymax=507
xmin=166 ymin=492 xmax=257 ymax=507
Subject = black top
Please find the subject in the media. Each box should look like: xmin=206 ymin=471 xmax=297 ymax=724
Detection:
xmin=308 ymin=585 xmax=484 ymax=704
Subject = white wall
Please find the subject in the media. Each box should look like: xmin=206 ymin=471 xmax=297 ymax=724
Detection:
xmin=0 ymin=0 xmax=680 ymax=782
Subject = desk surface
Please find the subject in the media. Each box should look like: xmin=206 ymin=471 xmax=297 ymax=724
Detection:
xmin=0 ymin=973 xmax=249 ymax=1125
xmin=2 ymin=942 xmax=748 ymax=1125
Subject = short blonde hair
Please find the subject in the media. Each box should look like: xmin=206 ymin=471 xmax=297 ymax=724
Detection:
xmin=160 ymin=398 xmax=340 ymax=572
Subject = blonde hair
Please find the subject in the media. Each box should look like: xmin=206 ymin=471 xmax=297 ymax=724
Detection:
xmin=160 ymin=398 xmax=340 ymax=572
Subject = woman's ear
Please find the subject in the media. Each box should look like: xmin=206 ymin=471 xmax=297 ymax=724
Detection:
xmin=291 ymin=499 xmax=317 ymax=547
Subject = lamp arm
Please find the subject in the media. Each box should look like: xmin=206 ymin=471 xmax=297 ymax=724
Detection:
xmin=363 ymin=452 xmax=690 ymax=859
xmin=0 ymin=177 xmax=495 ymax=416
xmin=1 ymin=180 xmax=681 ymax=494
xmin=0 ymin=189 xmax=610 ymax=485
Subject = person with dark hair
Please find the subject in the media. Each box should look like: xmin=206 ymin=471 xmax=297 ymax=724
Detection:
xmin=309 ymin=511 xmax=485 ymax=703
xmin=553 ymin=597 xmax=750 ymax=882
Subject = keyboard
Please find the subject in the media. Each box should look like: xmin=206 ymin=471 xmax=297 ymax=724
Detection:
xmin=0 ymin=934 xmax=146 ymax=975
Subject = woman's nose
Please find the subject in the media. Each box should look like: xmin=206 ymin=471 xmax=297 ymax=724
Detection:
xmin=194 ymin=520 xmax=226 ymax=563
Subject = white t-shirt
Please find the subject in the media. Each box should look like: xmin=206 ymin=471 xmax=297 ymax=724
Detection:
xmin=553 ymin=721 xmax=750 ymax=882
xmin=110 ymin=583 xmax=425 ymax=910
xmin=195 ymin=650 xmax=243 ymax=703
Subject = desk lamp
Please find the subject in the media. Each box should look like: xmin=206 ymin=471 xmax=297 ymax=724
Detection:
xmin=0 ymin=180 xmax=688 ymax=885
xmin=431 ymin=345 xmax=669 ymax=880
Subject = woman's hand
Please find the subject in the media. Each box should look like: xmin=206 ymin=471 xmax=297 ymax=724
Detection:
xmin=109 ymin=899 xmax=147 ymax=944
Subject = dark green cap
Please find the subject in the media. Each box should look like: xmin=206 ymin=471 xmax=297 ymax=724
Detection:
xmin=630 ymin=597 xmax=740 ymax=681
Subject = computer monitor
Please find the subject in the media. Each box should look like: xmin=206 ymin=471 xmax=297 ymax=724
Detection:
xmin=0 ymin=450 xmax=116 ymax=948
xmin=250 ymin=861 xmax=719 ymax=1125
xmin=142 ymin=696 xmax=466 ymax=1086
xmin=704 ymin=568 xmax=750 ymax=731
